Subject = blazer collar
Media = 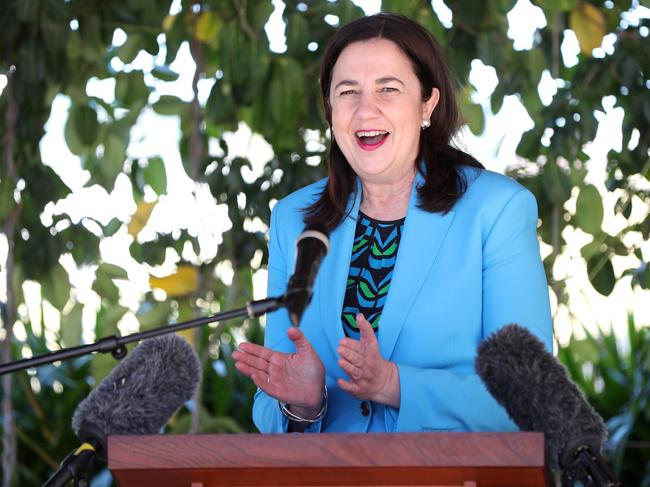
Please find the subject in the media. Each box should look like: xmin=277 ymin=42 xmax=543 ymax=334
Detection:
xmin=318 ymin=171 xmax=455 ymax=358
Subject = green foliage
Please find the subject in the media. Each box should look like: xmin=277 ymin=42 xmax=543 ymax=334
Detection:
xmin=0 ymin=0 xmax=648 ymax=485
xmin=558 ymin=316 xmax=650 ymax=486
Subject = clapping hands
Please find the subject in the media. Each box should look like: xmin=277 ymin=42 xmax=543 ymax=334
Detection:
xmin=337 ymin=313 xmax=400 ymax=408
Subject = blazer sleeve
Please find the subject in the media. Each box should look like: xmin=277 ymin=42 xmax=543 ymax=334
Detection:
xmin=387 ymin=188 xmax=553 ymax=432
xmin=251 ymin=202 xmax=324 ymax=433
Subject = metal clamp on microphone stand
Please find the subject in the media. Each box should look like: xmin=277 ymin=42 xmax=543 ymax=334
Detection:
xmin=560 ymin=436 xmax=620 ymax=487
xmin=0 ymin=296 xmax=284 ymax=376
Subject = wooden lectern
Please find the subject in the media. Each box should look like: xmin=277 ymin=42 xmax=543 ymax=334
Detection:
xmin=108 ymin=432 xmax=551 ymax=486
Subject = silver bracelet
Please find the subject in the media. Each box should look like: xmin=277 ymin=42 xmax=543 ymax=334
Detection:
xmin=279 ymin=386 xmax=328 ymax=423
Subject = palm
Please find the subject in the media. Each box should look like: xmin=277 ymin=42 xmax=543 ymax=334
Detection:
xmin=233 ymin=327 xmax=325 ymax=409
xmin=270 ymin=347 xmax=324 ymax=407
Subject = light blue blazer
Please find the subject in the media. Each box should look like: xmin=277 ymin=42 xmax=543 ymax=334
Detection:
xmin=253 ymin=166 xmax=553 ymax=433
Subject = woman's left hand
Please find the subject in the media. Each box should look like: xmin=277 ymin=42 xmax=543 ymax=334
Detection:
xmin=337 ymin=313 xmax=400 ymax=408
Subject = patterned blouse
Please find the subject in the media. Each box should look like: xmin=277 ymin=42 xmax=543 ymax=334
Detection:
xmin=341 ymin=212 xmax=406 ymax=339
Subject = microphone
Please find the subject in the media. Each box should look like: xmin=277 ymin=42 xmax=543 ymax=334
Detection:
xmin=44 ymin=334 xmax=201 ymax=487
xmin=475 ymin=324 xmax=619 ymax=486
xmin=284 ymin=224 xmax=330 ymax=326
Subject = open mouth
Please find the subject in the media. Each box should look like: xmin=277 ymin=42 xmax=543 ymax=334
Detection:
xmin=355 ymin=130 xmax=390 ymax=150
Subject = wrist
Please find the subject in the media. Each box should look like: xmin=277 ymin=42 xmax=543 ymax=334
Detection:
xmin=373 ymin=361 xmax=400 ymax=407
xmin=288 ymin=404 xmax=321 ymax=420
xmin=279 ymin=386 xmax=328 ymax=424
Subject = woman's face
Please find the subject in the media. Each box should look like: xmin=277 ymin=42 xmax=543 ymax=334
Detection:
xmin=329 ymin=38 xmax=439 ymax=186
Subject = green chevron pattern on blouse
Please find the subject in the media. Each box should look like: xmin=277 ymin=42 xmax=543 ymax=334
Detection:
xmin=341 ymin=211 xmax=405 ymax=340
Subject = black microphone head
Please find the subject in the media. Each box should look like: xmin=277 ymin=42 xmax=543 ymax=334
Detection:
xmin=296 ymin=223 xmax=330 ymax=249
xmin=285 ymin=223 xmax=330 ymax=326
xmin=72 ymin=334 xmax=201 ymax=459
xmin=475 ymin=324 xmax=607 ymax=470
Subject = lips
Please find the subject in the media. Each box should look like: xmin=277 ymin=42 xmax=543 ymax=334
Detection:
xmin=355 ymin=129 xmax=390 ymax=151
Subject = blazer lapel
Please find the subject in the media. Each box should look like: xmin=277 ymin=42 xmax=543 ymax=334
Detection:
xmin=319 ymin=186 xmax=361 ymax=354
xmin=378 ymin=175 xmax=456 ymax=359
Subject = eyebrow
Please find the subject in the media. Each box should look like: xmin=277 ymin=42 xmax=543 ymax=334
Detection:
xmin=333 ymin=76 xmax=406 ymax=90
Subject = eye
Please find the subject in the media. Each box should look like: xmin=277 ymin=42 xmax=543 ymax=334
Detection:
xmin=381 ymin=87 xmax=399 ymax=93
xmin=339 ymin=89 xmax=357 ymax=96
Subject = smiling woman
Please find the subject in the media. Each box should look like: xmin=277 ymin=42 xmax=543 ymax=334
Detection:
xmin=232 ymin=13 xmax=553 ymax=436
xmin=328 ymin=38 xmax=439 ymax=215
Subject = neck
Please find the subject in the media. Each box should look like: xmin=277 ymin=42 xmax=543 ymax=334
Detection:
xmin=359 ymin=169 xmax=415 ymax=221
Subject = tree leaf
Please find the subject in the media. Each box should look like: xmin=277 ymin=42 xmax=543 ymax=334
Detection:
xmin=151 ymin=65 xmax=180 ymax=82
xmin=544 ymin=0 xmax=578 ymax=12
xmin=64 ymin=108 xmax=86 ymax=155
xmin=570 ymin=2 xmax=606 ymax=55
xmin=127 ymin=201 xmax=157 ymax=237
xmin=96 ymin=302 xmax=129 ymax=337
xmin=195 ymin=11 xmax=221 ymax=42
xmin=41 ymin=263 xmax=70 ymax=311
xmin=162 ymin=14 xmax=176 ymax=32
xmin=101 ymin=131 xmax=128 ymax=188
xmin=268 ymin=57 xmax=305 ymax=127
xmin=587 ymin=255 xmax=615 ymax=296
xmin=116 ymin=33 xmax=142 ymax=64
xmin=149 ymin=265 xmax=198 ymax=297
xmin=71 ymin=104 xmax=99 ymax=147
xmin=115 ymin=70 xmax=150 ymax=109
xmin=61 ymin=302 xmax=83 ymax=348
xmin=137 ymin=300 xmax=173 ymax=330
xmin=541 ymin=160 xmax=572 ymax=206
xmin=143 ymin=157 xmax=167 ymax=195
xmin=575 ymin=184 xmax=604 ymax=235
xmin=458 ymin=84 xmax=484 ymax=135
xmin=286 ymin=13 xmax=309 ymax=57
xmin=91 ymin=272 xmax=120 ymax=302
xmin=580 ymin=233 xmax=606 ymax=260
xmin=103 ymin=218 xmax=122 ymax=237
xmin=462 ymin=102 xmax=485 ymax=135
xmin=152 ymin=95 xmax=187 ymax=116
xmin=96 ymin=262 xmax=129 ymax=280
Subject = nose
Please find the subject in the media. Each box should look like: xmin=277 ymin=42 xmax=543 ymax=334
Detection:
xmin=355 ymin=91 xmax=380 ymax=119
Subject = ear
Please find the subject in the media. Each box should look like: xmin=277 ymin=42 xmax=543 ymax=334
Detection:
xmin=422 ymin=87 xmax=440 ymax=119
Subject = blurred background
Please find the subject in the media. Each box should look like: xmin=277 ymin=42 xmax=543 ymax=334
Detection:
xmin=0 ymin=0 xmax=648 ymax=485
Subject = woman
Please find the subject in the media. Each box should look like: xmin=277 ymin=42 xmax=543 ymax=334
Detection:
xmin=233 ymin=13 xmax=552 ymax=433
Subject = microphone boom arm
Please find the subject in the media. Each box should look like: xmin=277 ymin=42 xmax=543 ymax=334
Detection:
xmin=0 ymin=296 xmax=284 ymax=376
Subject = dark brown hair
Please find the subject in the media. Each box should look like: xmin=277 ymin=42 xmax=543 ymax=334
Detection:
xmin=303 ymin=13 xmax=483 ymax=231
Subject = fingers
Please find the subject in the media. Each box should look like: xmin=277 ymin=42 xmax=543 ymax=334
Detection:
xmin=356 ymin=313 xmax=376 ymax=342
xmin=338 ymin=377 xmax=360 ymax=396
xmin=250 ymin=371 xmax=273 ymax=395
xmin=338 ymin=357 xmax=363 ymax=380
xmin=232 ymin=348 xmax=271 ymax=373
xmin=237 ymin=341 xmax=274 ymax=361
xmin=233 ymin=342 xmax=275 ymax=384
xmin=338 ymin=342 xmax=364 ymax=368
xmin=287 ymin=326 xmax=313 ymax=354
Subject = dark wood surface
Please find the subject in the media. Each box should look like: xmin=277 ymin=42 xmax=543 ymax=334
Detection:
xmin=108 ymin=432 xmax=551 ymax=486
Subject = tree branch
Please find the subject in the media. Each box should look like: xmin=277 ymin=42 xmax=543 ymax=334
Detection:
xmin=1 ymin=64 xmax=20 ymax=487
xmin=188 ymin=0 xmax=208 ymax=434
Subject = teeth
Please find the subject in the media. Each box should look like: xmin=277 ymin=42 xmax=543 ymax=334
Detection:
xmin=356 ymin=130 xmax=389 ymax=137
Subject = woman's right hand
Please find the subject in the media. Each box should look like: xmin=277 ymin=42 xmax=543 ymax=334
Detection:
xmin=233 ymin=327 xmax=325 ymax=416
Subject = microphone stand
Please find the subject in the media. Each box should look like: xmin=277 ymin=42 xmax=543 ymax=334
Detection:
xmin=0 ymin=296 xmax=283 ymax=375
xmin=1 ymin=296 xmax=285 ymax=487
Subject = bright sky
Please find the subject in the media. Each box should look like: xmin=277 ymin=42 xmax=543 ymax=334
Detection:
xmin=1 ymin=0 xmax=649 ymax=351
